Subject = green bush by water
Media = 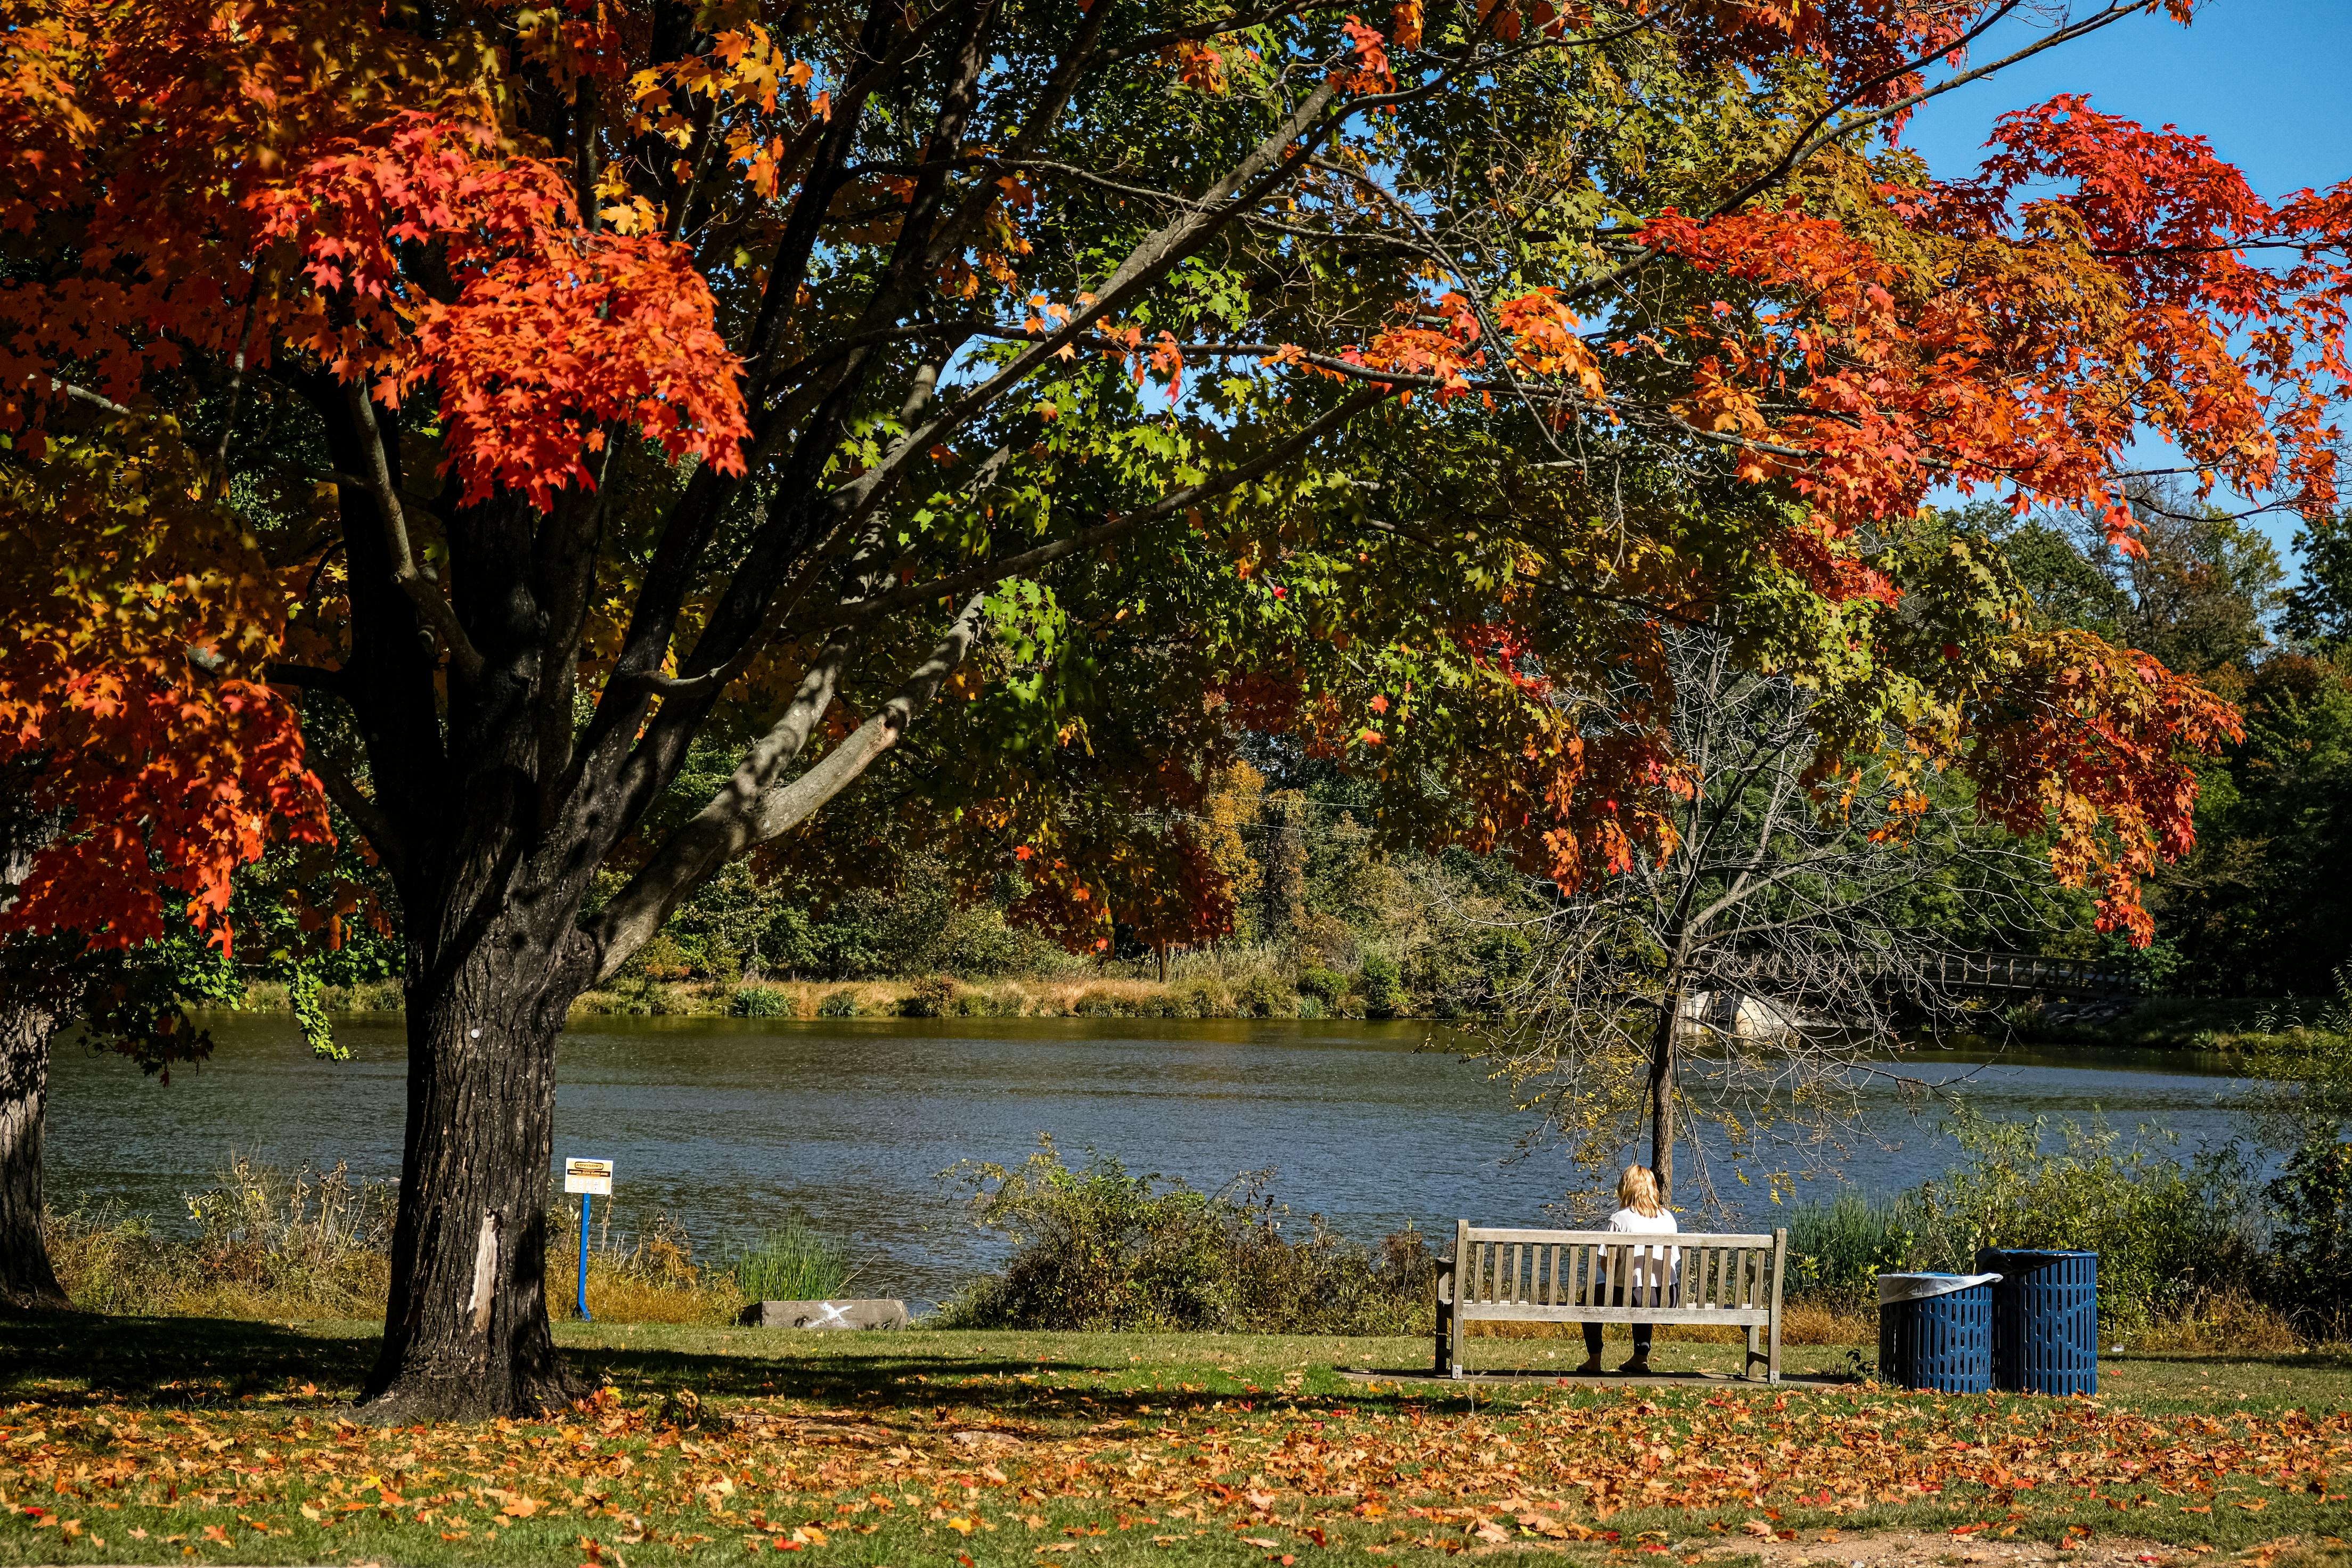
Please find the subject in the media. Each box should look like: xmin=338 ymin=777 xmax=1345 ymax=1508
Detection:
xmin=729 ymin=1220 xmax=855 ymax=1303
xmin=1781 ymin=1106 xmax=2267 ymax=1338
xmin=729 ymin=984 xmax=795 ymax=1018
xmin=2272 ymin=1133 xmax=2352 ymax=1339
xmin=936 ymin=1137 xmax=1436 ymax=1335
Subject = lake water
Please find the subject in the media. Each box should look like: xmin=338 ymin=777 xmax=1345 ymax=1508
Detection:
xmin=43 ymin=1014 xmax=2258 ymax=1305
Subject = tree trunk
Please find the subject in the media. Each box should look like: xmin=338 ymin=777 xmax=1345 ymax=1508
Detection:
xmin=0 ymin=993 xmax=70 ymax=1314
xmin=356 ymin=941 xmax=589 ymax=1420
xmin=1647 ymin=982 xmax=1679 ymax=1207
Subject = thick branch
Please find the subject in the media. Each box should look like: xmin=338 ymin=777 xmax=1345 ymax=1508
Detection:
xmin=310 ymin=754 xmax=409 ymax=881
xmin=343 ymin=382 xmax=485 ymax=684
xmin=583 ymin=592 xmax=988 ymax=978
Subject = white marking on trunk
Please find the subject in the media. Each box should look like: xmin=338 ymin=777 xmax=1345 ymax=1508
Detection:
xmin=465 ymin=1212 xmax=500 ymax=1334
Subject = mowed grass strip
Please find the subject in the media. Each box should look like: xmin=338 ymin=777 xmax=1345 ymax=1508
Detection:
xmin=1 ymin=1318 xmax=2349 ymax=1566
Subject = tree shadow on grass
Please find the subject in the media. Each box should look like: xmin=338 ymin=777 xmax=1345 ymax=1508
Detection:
xmin=0 ymin=1311 xmax=381 ymax=1407
xmin=0 ymin=1312 xmax=1401 ymax=1424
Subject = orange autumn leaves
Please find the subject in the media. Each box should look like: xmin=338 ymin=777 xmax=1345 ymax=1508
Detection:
xmin=0 ymin=430 xmax=328 ymax=952
xmin=1 ymin=1 xmax=751 ymax=507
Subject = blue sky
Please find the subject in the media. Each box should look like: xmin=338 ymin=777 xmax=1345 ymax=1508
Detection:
xmin=1895 ymin=0 xmax=2352 ymax=565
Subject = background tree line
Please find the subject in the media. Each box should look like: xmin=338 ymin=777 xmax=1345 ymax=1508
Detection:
xmin=1989 ymin=489 xmax=2352 ymax=997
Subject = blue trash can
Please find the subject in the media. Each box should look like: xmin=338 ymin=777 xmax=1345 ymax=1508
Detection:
xmin=1978 ymin=1248 xmax=2098 ymax=1395
xmin=1877 ymin=1273 xmax=1997 ymax=1393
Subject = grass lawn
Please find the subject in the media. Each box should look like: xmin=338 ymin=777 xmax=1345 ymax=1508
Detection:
xmin=3 ymin=1315 xmax=2349 ymax=1568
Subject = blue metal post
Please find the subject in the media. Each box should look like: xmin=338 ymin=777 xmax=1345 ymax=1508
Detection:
xmin=577 ymin=1192 xmax=594 ymax=1321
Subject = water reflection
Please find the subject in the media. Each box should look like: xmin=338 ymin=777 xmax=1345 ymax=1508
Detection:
xmin=44 ymin=1014 xmax=2256 ymax=1303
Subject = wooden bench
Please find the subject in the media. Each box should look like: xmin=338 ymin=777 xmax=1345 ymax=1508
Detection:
xmin=1434 ymin=1221 xmax=1789 ymax=1383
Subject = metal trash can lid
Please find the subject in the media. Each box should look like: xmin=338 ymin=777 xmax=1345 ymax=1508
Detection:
xmin=1877 ymin=1271 xmax=2003 ymax=1305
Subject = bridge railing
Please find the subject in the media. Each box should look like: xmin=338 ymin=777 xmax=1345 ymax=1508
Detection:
xmin=1694 ymin=952 xmax=2139 ymax=1001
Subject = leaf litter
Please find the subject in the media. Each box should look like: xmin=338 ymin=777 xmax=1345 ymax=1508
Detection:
xmin=3 ymin=1371 xmax=2350 ymax=1565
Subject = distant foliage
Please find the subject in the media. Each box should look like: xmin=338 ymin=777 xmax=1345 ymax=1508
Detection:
xmin=938 ymin=1138 xmax=1435 ymax=1335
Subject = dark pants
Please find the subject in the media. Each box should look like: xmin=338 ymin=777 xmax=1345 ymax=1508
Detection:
xmin=1583 ymin=1320 xmax=1652 ymax=1358
xmin=1585 ymin=1280 xmax=1671 ymax=1359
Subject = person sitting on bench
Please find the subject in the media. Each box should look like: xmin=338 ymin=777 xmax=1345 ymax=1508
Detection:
xmin=1576 ymin=1163 xmax=1679 ymax=1375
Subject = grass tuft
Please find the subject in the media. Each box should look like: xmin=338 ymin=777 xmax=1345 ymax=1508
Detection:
xmin=729 ymin=1218 xmax=855 ymax=1303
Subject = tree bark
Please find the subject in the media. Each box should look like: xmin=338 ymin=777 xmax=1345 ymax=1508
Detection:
xmin=0 ymin=758 xmax=71 ymax=1316
xmin=355 ymin=939 xmax=590 ymax=1420
xmin=0 ymin=992 xmax=70 ymax=1314
xmin=1646 ymin=982 xmax=1679 ymax=1207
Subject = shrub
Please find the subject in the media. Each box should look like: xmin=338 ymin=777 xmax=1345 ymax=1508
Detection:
xmin=901 ymin=975 xmax=960 ymax=1017
xmin=936 ymin=1138 xmax=1434 ymax=1334
xmin=815 ymin=988 xmax=860 ymax=1018
xmin=1296 ymin=967 xmax=1347 ymax=1009
xmin=1234 ymin=974 xmax=1296 ymax=1018
xmin=953 ymin=986 xmax=1022 ymax=1017
xmin=1295 ymin=993 xmax=1328 ymax=1020
xmin=1790 ymin=1108 xmax=2267 ymax=1339
xmin=730 ymin=1218 xmax=855 ymax=1303
xmin=548 ymin=1207 xmax=742 ymax=1325
xmin=50 ymin=1155 xmax=394 ymax=1318
xmin=46 ymin=1158 xmax=738 ymax=1325
xmin=1175 ymin=978 xmax=1229 ymax=1018
xmin=1921 ymin=1109 xmax=2262 ymax=1335
xmin=728 ymin=983 xmax=795 ymax=1018
xmin=1072 ymin=989 xmax=1131 ymax=1017
xmin=1358 ymin=953 xmax=1405 ymax=1019
xmin=2271 ymin=1133 xmax=2352 ymax=1338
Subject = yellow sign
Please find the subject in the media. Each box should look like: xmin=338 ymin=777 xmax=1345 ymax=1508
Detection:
xmin=564 ymin=1157 xmax=612 ymax=1196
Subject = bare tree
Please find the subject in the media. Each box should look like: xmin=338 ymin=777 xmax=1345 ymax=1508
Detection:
xmin=1464 ymin=625 xmax=2062 ymax=1217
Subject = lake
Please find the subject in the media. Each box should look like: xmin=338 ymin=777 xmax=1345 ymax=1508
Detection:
xmin=43 ymin=1014 xmax=2258 ymax=1306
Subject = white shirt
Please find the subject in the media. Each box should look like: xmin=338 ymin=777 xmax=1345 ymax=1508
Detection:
xmin=1602 ymin=1205 xmax=1680 ymax=1297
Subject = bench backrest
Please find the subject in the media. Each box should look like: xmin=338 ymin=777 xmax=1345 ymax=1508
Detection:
xmin=1448 ymin=1225 xmax=1787 ymax=1311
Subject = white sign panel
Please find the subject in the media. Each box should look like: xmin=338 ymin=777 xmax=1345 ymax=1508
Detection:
xmin=564 ymin=1157 xmax=613 ymax=1196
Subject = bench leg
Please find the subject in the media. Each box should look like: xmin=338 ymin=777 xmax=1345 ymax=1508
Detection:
xmin=1745 ymin=1324 xmax=1761 ymax=1380
xmin=1768 ymin=1310 xmax=1782 ymax=1384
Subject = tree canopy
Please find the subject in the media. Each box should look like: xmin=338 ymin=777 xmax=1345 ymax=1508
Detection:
xmin=4 ymin=0 xmax=2348 ymax=1409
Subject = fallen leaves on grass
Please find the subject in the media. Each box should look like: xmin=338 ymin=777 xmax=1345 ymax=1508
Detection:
xmin=3 ymin=1377 xmax=2350 ymax=1565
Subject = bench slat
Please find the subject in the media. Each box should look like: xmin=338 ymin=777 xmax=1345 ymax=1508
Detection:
xmin=1464 ymin=1228 xmax=1778 ymax=1246
xmin=1459 ymin=1303 xmax=1771 ymax=1326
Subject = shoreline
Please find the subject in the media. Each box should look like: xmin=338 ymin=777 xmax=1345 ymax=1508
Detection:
xmin=187 ymin=977 xmax=2330 ymax=1049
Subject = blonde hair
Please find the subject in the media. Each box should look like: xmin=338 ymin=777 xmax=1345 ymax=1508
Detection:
xmin=1617 ymin=1164 xmax=1663 ymax=1217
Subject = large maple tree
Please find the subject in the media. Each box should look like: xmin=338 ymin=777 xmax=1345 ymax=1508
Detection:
xmin=4 ymin=0 xmax=2348 ymax=1412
